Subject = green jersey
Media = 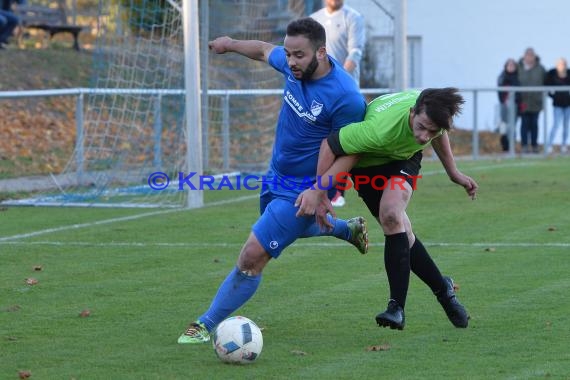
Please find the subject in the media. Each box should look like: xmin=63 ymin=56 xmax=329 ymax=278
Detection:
xmin=339 ymin=90 xmax=442 ymax=168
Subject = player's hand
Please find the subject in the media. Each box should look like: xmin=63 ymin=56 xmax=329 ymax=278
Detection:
xmin=295 ymin=189 xmax=326 ymax=216
xmin=208 ymin=36 xmax=233 ymax=54
xmin=314 ymin=200 xmax=334 ymax=231
xmin=450 ymin=172 xmax=478 ymax=200
xmin=295 ymin=189 xmax=335 ymax=230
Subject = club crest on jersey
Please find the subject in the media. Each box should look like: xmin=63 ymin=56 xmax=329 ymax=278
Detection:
xmin=310 ymin=100 xmax=323 ymax=117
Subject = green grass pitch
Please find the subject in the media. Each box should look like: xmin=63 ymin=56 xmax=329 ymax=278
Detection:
xmin=1 ymin=156 xmax=569 ymax=379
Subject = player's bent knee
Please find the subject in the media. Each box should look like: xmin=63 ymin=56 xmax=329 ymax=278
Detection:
xmin=237 ymin=235 xmax=271 ymax=275
xmin=379 ymin=209 xmax=404 ymax=232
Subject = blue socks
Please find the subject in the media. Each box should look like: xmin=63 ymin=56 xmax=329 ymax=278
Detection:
xmin=198 ymin=266 xmax=261 ymax=331
xmin=301 ymin=215 xmax=350 ymax=240
xmin=197 ymin=217 xmax=350 ymax=332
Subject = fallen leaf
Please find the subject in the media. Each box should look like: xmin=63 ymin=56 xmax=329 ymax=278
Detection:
xmin=367 ymin=344 xmax=391 ymax=352
xmin=5 ymin=305 xmax=21 ymax=312
xmin=79 ymin=309 xmax=91 ymax=318
xmin=25 ymin=278 xmax=38 ymax=286
xmin=290 ymin=350 xmax=307 ymax=356
xmin=18 ymin=370 xmax=31 ymax=379
xmin=32 ymin=265 xmax=43 ymax=271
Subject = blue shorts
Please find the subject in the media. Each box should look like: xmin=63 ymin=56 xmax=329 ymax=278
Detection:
xmin=252 ymin=192 xmax=316 ymax=258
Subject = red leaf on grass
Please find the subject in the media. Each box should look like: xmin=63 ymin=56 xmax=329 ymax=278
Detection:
xmin=25 ymin=278 xmax=38 ymax=286
xmin=79 ymin=309 xmax=91 ymax=318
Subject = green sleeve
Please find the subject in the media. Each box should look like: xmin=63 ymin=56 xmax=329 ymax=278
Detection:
xmin=338 ymin=102 xmax=396 ymax=155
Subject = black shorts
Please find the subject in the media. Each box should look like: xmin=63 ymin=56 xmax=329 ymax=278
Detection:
xmin=347 ymin=151 xmax=423 ymax=217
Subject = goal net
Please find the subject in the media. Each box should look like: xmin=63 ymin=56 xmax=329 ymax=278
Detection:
xmin=6 ymin=0 xmax=313 ymax=208
xmin=11 ymin=0 xmax=394 ymax=208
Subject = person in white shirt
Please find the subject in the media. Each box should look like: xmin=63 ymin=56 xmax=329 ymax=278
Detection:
xmin=311 ymin=0 xmax=366 ymax=207
xmin=311 ymin=0 xmax=366 ymax=86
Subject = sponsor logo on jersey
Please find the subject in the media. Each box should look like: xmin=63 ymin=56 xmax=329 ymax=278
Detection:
xmin=374 ymin=91 xmax=419 ymax=113
xmin=310 ymin=100 xmax=323 ymax=117
xmin=284 ymin=90 xmax=321 ymax=123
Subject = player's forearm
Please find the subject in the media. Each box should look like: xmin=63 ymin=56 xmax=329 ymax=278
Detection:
xmin=321 ymin=155 xmax=358 ymax=187
xmin=225 ymin=39 xmax=274 ymax=62
xmin=315 ymin=140 xmax=358 ymax=188
xmin=432 ymin=133 xmax=460 ymax=179
xmin=316 ymin=139 xmax=336 ymax=177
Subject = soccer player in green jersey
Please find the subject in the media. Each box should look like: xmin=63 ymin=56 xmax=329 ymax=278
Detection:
xmin=295 ymin=88 xmax=478 ymax=330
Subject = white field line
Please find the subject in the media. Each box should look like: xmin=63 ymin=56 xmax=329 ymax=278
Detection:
xmin=1 ymin=241 xmax=569 ymax=248
xmin=0 ymin=209 xmax=182 ymax=242
xmin=0 ymin=194 xmax=259 ymax=242
xmin=0 ymin=161 xmax=540 ymax=243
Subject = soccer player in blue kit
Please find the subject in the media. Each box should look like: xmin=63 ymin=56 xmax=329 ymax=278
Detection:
xmin=178 ymin=17 xmax=369 ymax=344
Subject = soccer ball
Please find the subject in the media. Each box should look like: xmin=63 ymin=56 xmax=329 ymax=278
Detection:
xmin=212 ymin=316 xmax=263 ymax=364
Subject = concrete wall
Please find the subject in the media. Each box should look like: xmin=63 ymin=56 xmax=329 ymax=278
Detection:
xmin=347 ymin=0 xmax=568 ymax=143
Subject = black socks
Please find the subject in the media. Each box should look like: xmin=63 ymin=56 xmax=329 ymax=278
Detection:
xmin=384 ymin=234 xmax=447 ymax=308
xmin=410 ymin=237 xmax=446 ymax=294
xmin=384 ymin=232 xmax=410 ymax=308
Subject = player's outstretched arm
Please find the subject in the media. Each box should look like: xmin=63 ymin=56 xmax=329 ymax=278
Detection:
xmin=208 ymin=36 xmax=275 ymax=63
xmin=295 ymin=139 xmax=358 ymax=226
xmin=432 ymin=132 xmax=478 ymax=200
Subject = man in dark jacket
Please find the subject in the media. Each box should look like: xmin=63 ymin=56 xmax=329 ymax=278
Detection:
xmin=0 ymin=0 xmax=23 ymax=48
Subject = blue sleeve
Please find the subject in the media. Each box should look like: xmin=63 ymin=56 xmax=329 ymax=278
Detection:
xmin=268 ymin=47 xmax=288 ymax=74
xmin=331 ymin=91 xmax=366 ymax=132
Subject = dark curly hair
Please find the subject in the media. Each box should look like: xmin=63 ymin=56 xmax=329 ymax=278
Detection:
xmin=286 ymin=17 xmax=326 ymax=51
xmin=413 ymin=88 xmax=465 ymax=131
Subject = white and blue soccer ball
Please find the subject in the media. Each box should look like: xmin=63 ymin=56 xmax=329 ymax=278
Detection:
xmin=212 ymin=316 xmax=263 ymax=364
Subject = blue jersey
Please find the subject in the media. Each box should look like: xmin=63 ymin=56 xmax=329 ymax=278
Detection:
xmin=264 ymin=47 xmax=366 ymax=198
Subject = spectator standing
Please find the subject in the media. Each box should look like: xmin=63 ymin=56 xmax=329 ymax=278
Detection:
xmin=497 ymin=58 xmax=521 ymax=152
xmin=517 ymin=47 xmax=546 ymax=153
xmin=0 ymin=0 xmax=23 ymax=49
xmin=545 ymin=57 xmax=570 ymax=154
xmin=312 ymin=0 xmax=366 ymax=207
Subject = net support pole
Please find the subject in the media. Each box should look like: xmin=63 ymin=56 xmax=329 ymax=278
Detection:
xmin=393 ymin=0 xmax=407 ymax=91
xmin=183 ymin=0 xmax=204 ymax=208
xmin=75 ymin=92 xmax=84 ymax=186
xmin=200 ymin=0 xmax=209 ymax=169
xmin=153 ymin=94 xmax=162 ymax=170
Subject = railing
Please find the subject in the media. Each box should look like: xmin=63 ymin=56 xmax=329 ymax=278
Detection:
xmin=2 ymin=86 xmax=569 ymax=172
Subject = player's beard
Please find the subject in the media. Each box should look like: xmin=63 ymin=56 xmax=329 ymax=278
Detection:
xmin=300 ymin=54 xmax=319 ymax=81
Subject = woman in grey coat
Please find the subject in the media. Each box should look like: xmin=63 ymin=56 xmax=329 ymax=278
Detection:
xmin=518 ymin=47 xmax=546 ymax=153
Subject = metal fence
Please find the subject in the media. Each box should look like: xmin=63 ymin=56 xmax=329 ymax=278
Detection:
xmin=2 ymin=86 xmax=569 ymax=173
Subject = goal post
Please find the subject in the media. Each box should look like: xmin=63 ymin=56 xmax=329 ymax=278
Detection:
xmin=183 ymin=0 xmax=203 ymax=208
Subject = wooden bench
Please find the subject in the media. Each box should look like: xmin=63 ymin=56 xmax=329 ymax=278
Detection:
xmin=15 ymin=4 xmax=84 ymax=51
